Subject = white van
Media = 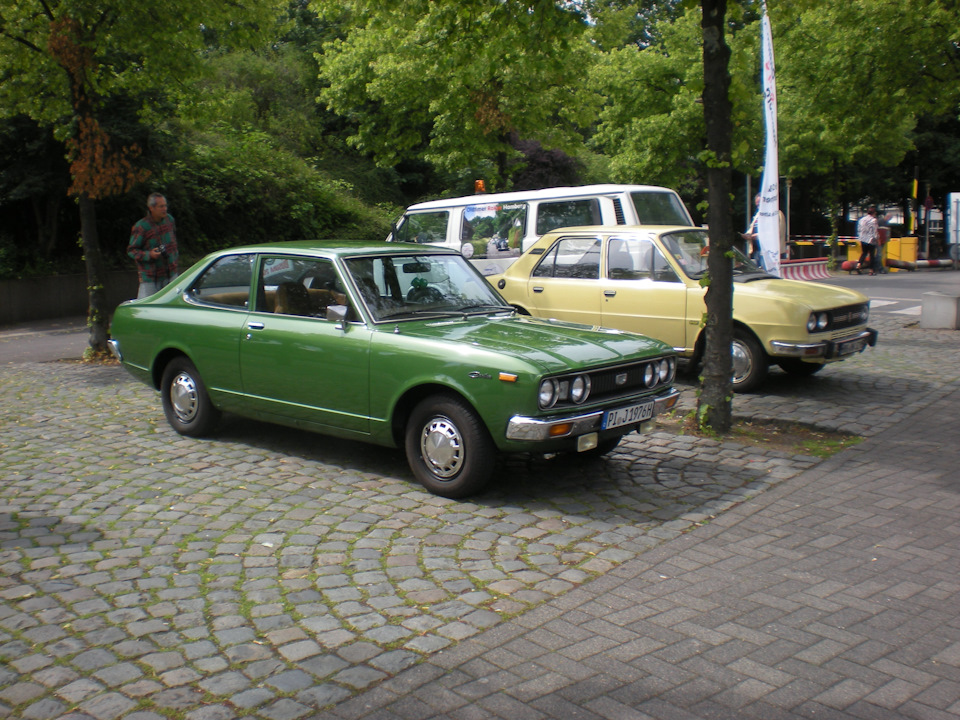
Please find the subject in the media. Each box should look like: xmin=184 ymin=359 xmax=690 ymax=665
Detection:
xmin=389 ymin=184 xmax=694 ymax=275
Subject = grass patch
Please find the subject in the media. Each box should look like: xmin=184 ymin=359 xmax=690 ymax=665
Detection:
xmin=656 ymin=414 xmax=862 ymax=458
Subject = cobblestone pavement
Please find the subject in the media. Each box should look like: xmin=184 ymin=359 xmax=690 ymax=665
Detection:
xmin=1 ymin=313 xmax=958 ymax=719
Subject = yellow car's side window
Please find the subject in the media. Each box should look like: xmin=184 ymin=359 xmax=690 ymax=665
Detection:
xmin=533 ymin=237 xmax=601 ymax=279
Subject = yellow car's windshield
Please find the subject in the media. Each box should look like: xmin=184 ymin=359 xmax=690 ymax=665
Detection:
xmin=660 ymin=229 xmax=766 ymax=280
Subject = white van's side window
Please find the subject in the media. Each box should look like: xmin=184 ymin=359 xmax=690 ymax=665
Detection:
xmin=396 ymin=211 xmax=449 ymax=244
xmin=629 ymin=191 xmax=690 ymax=225
xmin=536 ymin=199 xmax=603 ymax=235
xmin=461 ymin=203 xmax=527 ymax=257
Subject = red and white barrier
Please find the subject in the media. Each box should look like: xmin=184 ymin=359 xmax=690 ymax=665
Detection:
xmin=779 ymin=259 xmax=832 ymax=281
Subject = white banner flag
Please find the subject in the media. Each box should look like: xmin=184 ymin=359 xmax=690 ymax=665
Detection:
xmin=758 ymin=4 xmax=781 ymax=277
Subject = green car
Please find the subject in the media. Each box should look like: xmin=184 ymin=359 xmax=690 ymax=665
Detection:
xmin=109 ymin=241 xmax=679 ymax=497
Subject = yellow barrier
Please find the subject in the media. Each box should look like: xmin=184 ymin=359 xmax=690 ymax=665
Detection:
xmin=886 ymin=236 xmax=918 ymax=264
xmin=846 ymin=236 xmax=918 ymax=272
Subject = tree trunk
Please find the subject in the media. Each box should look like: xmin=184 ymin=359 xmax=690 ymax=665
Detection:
xmin=78 ymin=193 xmax=110 ymax=355
xmin=697 ymin=0 xmax=734 ymax=432
xmin=32 ymin=193 xmax=63 ymax=258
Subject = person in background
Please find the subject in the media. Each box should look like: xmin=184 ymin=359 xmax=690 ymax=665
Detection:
xmin=741 ymin=194 xmax=763 ymax=260
xmin=741 ymin=193 xmax=788 ymax=266
xmin=856 ymin=205 xmax=879 ymax=276
xmin=128 ymin=193 xmax=179 ymax=298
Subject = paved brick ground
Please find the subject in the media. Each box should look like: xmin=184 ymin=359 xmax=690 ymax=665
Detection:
xmin=1 ymin=313 xmax=959 ymax=719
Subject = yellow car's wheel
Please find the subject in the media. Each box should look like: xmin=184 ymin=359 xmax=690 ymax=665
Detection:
xmin=731 ymin=329 xmax=767 ymax=393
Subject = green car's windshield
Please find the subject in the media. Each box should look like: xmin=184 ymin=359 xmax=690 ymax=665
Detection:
xmin=660 ymin=229 xmax=765 ymax=280
xmin=344 ymin=252 xmax=512 ymax=322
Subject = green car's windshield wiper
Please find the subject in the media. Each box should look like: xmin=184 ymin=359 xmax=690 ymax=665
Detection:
xmin=457 ymin=304 xmax=513 ymax=315
xmin=378 ymin=308 xmax=459 ymax=320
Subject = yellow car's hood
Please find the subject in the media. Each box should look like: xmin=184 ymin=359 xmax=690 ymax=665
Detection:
xmin=735 ymin=277 xmax=868 ymax=310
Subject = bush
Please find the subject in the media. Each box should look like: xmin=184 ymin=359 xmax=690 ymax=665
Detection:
xmin=159 ymin=126 xmax=394 ymax=260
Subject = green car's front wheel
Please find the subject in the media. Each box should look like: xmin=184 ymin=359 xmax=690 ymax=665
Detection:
xmin=405 ymin=394 xmax=495 ymax=498
xmin=160 ymin=357 xmax=221 ymax=437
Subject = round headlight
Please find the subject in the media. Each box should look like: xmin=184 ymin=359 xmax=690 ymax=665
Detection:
xmin=658 ymin=358 xmax=672 ymax=383
xmin=538 ymin=379 xmax=559 ymax=409
xmin=570 ymin=375 xmax=591 ymax=404
xmin=807 ymin=312 xmax=829 ymax=333
xmin=644 ymin=363 xmax=657 ymax=388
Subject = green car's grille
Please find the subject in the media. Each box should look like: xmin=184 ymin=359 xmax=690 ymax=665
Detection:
xmin=588 ymin=359 xmax=668 ymax=397
xmin=540 ymin=356 xmax=676 ymax=412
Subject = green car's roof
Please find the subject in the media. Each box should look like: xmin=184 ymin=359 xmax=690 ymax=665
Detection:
xmin=211 ymin=240 xmax=460 ymax=259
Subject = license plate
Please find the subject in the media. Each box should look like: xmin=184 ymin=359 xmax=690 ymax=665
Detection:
xmin=602 ymin=400 xmax=655 ymax=430
xmin=837 ymin=337 xmax=866 ymax=356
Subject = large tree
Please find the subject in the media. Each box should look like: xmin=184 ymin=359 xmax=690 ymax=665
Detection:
xmin=589 ymin=0 xmax=960 ymax=223
xmin=773 ymin=0 xmax=960 ymax=252
xmin=313 ymin=0 xmax=598 ymax=191
xmin=0 ymin=0 xmax=282 ymax=354
xmin=699 ymin=0 xmax=736 ymax=431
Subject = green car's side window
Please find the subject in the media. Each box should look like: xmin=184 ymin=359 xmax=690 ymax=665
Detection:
xmin=257 ymin=257 xmax=350 ymax=319
xmin=188 ymin=254 xmax=255 ymax=308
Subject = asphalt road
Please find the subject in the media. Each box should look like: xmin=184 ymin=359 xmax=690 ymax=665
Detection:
xmin=0 ymin=316 xmax=88 ymax=364
xmin=821 ymin=265 xmax=960 ymax=318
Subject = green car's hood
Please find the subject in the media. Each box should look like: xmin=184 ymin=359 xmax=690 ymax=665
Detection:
xmin=396 ymin=314 xmax=670 ymax=373
xmin=736 ymin=277 xmax=868 ymax=309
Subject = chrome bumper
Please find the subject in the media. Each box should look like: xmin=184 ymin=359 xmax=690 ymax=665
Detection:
xmin=769 ymin=328 xmax=878 ymax=359
xmin=505 ymin=388 xmax=680 ymax=441
xmin=107 ymin=339 xmax=122 ymax=361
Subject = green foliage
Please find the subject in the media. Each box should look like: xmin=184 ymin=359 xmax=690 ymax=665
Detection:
xmin=313 ymin=0 xmax=598 ymax=188
xmin=161 ymin=125 xmax=392 ymax=257
xmin=0 ymin=0 xmax=287 ymax=129
xmin=587 ymin=6 xmax=758 ymax=205
xmin=588 ymin=0 xmax=960 ymax=221
xmin=772 ymin=0 xmax=954 ymax=178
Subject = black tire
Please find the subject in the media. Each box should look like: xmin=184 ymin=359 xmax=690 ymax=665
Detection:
xmin=731 ymin=329 xmax=768 ymax=393
xmin=160 ymin=357 xmax=221 ymax=437
xmin=777 ymin=358 xmax=825 ymax=377
xmin=404 ymin=394 xmax=496 ymax=498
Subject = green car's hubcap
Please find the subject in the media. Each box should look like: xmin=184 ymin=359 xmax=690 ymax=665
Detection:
xmin=421 ymin=417 xmax=463 ymax=478
xmin=170 ymin=372 xmax=200 ymax=423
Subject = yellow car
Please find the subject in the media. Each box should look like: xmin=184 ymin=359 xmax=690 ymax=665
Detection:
xmin=490 ymin=226 xmax=878 ymax=392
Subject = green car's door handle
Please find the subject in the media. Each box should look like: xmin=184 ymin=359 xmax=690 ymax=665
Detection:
xmin=247 ymin=322 xmax=265 ymax=330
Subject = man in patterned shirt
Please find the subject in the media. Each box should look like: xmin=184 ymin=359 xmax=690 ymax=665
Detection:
xmin=856 ymin=205 xmax=879 ymax=276
xmin=127 ymin=193 xmax=179 ymax=298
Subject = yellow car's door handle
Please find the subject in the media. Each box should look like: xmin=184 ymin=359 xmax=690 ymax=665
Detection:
xmin=533 ymin=286 xmax=544 ymax=293
xmin=603 ymin=290 xmax=617 ymax=297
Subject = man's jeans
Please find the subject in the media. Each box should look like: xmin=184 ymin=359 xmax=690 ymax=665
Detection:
xmin=137 ymin=274 xmax=179 ymax=299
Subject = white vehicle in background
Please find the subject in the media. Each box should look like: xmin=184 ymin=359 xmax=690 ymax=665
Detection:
xmin=389 ymin=184 xmax=694 ymax=275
